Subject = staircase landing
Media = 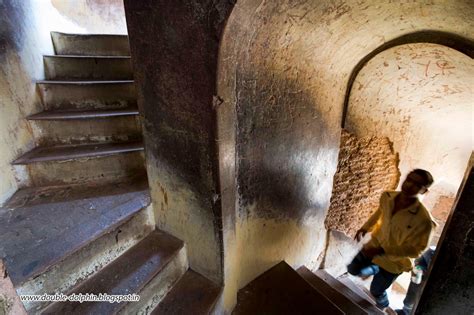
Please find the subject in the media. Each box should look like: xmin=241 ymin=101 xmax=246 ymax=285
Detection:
xmin=0 ymin=180 xmax=150 ymax=286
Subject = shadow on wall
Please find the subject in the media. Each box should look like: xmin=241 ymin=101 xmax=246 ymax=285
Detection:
xmin=231 ymin=68 xmax=339 ymax=292
xmin=236 ymin=71 xmax=336 ymax=223
xmin=0 ymin=1 xmax=27 ymax=55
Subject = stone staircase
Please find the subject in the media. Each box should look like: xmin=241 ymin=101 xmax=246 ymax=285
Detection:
xmin=0 ymin=32 xmax=221 ymax=314
xmin=233 ymin=261 xmax=385 ymax=315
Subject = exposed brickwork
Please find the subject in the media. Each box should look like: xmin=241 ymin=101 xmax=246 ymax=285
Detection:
xmin=325 ymin=130 xmax=400 ymax=237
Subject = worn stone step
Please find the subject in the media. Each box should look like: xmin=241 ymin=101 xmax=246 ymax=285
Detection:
xmin=28 ymin=108 xmax=139 ymax=120
xmin=12 ymin=142 xmax=145 ymax=186
xmin=297 ymin=267 xmax=368 ymax=315
xmin=13 ymin=141 xmax=143 ymax=164
xmin=51 ymin=32 xmax=130 ymax=56
xmin=44 ymin=55 xmax=133 ymax=81
xmin=151 ymin=270 xmax=221 ymax=315
xmin=38 ymin=80 xmax=136 ymax=111
xmin=338 ymin=274 xmax=379 ymax=308
xmin=29 ymin=114 xmax=142 ymax=146
xmin=43 ymin=229 xmax=187 ymax=315
xmin=0 ymin=180 xmax=152 ymax=309
xmin=20 ymin=151 xmax=145 ymax=187
xmin=316 ymin=270 xmax=384 ymax=314
xmin=37 ymin=80 xmax=133 ymax=85
xmin=233 ymin=261 xmax=344 ymax=315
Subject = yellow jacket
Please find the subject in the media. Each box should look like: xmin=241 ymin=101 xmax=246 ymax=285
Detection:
xmin=362 ymin=191 xmax=437 ymax=274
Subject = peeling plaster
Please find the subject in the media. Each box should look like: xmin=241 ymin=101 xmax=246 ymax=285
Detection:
xmin=346 ymin=43 xmax=473 ymax=242
xmin=218 ymin=1 xmax=474 ymax=312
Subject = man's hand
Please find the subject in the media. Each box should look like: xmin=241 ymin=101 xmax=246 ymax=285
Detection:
xmin=362 ymin=246 xmax=385 ymax=259
xmin=354 ymin=228 xmax=367 ymax=242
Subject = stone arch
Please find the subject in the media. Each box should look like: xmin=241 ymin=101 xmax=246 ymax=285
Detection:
xmin=341 ymin=30 xmax=474 ymax=128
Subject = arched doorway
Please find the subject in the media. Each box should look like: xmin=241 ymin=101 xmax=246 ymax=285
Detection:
xmin=326 ymin=42 xmax=473 ymax=309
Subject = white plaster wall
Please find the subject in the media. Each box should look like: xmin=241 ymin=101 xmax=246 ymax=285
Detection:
xmin=51 ymin=0 xmax=127 ymax=34
xmin=346 ymin=43 xmax=473 ymax=208
xmin=0 ymin=0 xmax=127 ymax=204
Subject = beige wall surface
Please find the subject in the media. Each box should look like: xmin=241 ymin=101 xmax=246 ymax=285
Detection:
xmin=218 ymin=0 xmax=474 ymax=311
xmin=0 ymin=0 xmax=127 ymax=205
xmin=346 ymin=43 xmax=473 ymax=227
xmin=51 ymin=0 xmax=127 ymax=34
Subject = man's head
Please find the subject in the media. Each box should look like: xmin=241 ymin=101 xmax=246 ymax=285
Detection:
xmin=401 ymin=169 xmax=434 ymax=197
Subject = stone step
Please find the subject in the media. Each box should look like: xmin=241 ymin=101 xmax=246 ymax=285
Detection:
xmin=151 ymin=270 xmax=221 ymax=315
xmin=297 ymin=267 xmax=368 ymax=315
xmin=316 ymin=270 xmax=384 ymax=314
xmin=0 ymin=180 xmax=152 ymax=313
xmin=20 ymin=151 xmax=145 ymax=187
xmin=51 ymin=32 xmax=130 ymax=56
xmin=28 ymin=108 xmax=139 ymax=120
xmin=233 ymin=261 xmax=344 ymax=315
xmin=12 ymin=142 xmax=146 ymax=186
xmin=44 ymin=55 xmax=133 ymax=81
xmin=13 ymin=141 xmax=143 ymax=164
xmin=29 ymin=114 xmax=142 ymax=146
xmin=338 ymin=274 xmax=378 ymax=307
xmin=38 ymin=80 xmax=136 ymax=111
xmin=43 ymin=229 xmax=187 ymax=315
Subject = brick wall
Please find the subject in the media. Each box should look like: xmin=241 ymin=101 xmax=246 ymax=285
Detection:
xmin=325 ymin=129 xmax=400 ymax=237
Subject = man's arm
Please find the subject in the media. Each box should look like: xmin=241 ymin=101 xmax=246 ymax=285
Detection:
xmin=354 ymin=206 xmax=381 ymax=241
xmin=361 ymin=206 xmax=382 ymax=232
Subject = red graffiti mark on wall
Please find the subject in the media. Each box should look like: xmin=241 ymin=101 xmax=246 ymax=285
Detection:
xmin=424 ymin=60 xmax=431 ymax=77
xmin=436 ymin=60 xmax=455 ymax=75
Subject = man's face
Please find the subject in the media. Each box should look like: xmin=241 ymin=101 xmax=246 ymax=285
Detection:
xmin=401 ymin=172 xmax=429 ymax=196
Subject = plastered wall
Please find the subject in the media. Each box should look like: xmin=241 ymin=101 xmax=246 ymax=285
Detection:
xmin=124 ymin=1 xmax=235 ymax=284
xmin=51 ymin=0 xmax=127 ymax=34
xmin=218 ymin=1 xmax=474 ymax=312
xmin=0 ymin=0 xmax=127 ymax=205
xmin=122 ymin=0 xmax=474 ymax=312
xmin=346 ymin=43 xmax=473 ymax=241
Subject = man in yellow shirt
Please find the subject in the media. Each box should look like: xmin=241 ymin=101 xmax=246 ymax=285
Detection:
xmin=347 ymin=169 xmax=436 ymax=309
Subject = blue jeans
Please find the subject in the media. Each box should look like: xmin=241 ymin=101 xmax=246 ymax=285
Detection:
xmin=347 ymin=251 xmax=401 ymax=308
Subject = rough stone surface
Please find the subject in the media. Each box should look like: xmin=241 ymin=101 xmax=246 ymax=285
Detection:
xmin=325 ymin=130 xmax=399 ymax=238
xmin=416 ymin=156 xmax=474 ymax=314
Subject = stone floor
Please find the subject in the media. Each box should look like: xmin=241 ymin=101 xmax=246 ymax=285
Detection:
xmin=344 ymin=272 xmax=409 ymax=311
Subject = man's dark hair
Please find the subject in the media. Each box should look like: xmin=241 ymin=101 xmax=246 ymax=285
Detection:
xmin=411 ymin=169 xmax=434 ymax=187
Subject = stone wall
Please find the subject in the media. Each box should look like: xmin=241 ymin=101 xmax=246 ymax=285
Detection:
xmin=325 ymin=130 xmax=399 ymax=238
